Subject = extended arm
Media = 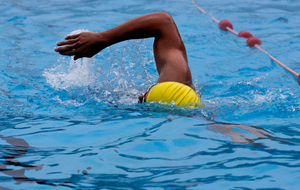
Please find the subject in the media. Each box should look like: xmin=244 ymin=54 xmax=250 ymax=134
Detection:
xmin=55 ymin=12 xmax=193 ymax=87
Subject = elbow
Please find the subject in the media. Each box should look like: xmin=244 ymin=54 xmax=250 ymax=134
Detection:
xmin=154 ymin=12 xmax=178 ymax=35
xmin=156 ymin=12 xmax=174 ymax=25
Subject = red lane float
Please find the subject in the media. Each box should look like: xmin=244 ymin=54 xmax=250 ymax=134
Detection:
xmin=192 ymin=0 xmax=300 ymax=86
xmin=219 ymin=20 xmax=233 ymax=31
xmin=238 ymin=31 xmax=253 ymax=38
xmin=246 ymin=37 xmax=262 ymax=47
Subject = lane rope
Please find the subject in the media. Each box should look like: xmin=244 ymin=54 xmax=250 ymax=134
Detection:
xmin=191 ymin=0 xmax=300 ymax=86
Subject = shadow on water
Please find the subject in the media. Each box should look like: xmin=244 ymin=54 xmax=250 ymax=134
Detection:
xmin=130 ymin=102 xmax=291 ymax=144
xmin=103 ymin=103 xmax=292 ymax=147
xmin=198 ymin=121 xmax=291 ymax=145
xmin=0 ymin=134 xmax=75 ymax=188
xmin=0 ymin=109 xmax=294 ymax=188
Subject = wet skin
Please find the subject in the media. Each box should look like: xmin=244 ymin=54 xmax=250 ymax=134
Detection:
xmin=55 ymin=12 xmax=194 ymax=90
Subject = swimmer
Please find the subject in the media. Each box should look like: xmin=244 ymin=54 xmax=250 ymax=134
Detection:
xmin=54 ymin=13 xmax=288 ymax=145
xmin=55 ymin=12 xmax=202 ymax=108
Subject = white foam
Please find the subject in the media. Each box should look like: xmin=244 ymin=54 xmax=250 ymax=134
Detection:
xmin=43 ymin=57 xmax=97 ymax=90
xmin=45 ymin=37 xmax=157 ymax=107
xmin=69 ymin=29 xmax=89 ymax=35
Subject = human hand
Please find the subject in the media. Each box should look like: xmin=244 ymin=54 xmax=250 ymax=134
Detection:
xmin=54 ymin=32 xmax=104 ymax=60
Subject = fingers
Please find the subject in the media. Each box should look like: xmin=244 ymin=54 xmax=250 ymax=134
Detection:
xmin=74 ymin=55 xmax=81 ymax=60
xmin=65 ymin=33 xmax=81 ymax=40
xmin=56 ymin=38 xmax=79 ymax=46
xmin=55 ymin=33 xmax=81 ymax=52
xmin=58 ymin=46 xmax=86 ymax=58
xmin=54 ymin=32 xmax=90 ymax=58
xmin=58 ymin=49 xmax=77 ymax=56
xmin=55 ymin=41 xmax=79 ymax=52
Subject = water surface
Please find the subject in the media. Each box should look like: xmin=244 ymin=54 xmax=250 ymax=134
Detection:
xmin=1 ymin=0 xmax=300 ymax=189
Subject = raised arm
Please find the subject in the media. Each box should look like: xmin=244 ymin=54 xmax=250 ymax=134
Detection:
xmin=55 ymin=12 xmax=193 ymax=87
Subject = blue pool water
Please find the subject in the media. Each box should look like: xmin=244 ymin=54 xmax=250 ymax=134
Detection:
xmin=1 ymin=0 xmax=300 ymax=189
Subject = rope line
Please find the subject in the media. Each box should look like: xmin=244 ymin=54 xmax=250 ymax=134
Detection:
xmin=226 ymin=27 xmax=238 ymax=36
xmin=209 ymin=13 xmax=219 ymax=23
xmin=192 ymin=0 xmax=300 ymax=85
xmin=192 ymin=0 xmax=206 ymax=13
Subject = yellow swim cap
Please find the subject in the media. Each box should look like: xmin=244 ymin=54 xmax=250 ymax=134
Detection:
xmin=146 ymin=82 xmax=204 ymax=108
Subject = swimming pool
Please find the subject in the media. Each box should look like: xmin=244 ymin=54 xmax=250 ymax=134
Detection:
xmin=1 ymin=0 xmax=300 ymax=189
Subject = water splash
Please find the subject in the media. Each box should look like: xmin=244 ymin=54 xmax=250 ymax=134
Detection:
xmin=44 ymin=33 xmax=157 ymax=107
xmin=44 ymin=57 xmax=98 ymax=91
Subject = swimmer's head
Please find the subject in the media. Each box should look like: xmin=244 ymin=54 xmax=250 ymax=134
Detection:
xmin=139 ymin=82 xmax=204 ymax=108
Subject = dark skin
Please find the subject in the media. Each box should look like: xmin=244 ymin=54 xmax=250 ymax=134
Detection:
xmin=54 ymin=12 xmax=194 ymax=100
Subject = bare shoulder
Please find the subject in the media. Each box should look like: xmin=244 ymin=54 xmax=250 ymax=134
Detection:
xmin=152 ymin=13 xmax=193 ymax=87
